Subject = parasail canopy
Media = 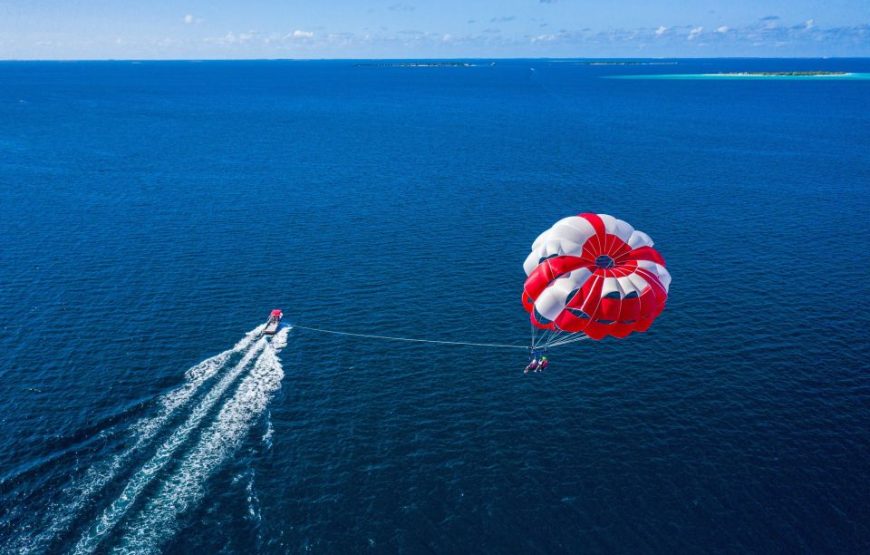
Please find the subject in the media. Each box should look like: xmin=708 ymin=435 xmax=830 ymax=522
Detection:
xmin=523 ymin=213 xmax=670 ymax=347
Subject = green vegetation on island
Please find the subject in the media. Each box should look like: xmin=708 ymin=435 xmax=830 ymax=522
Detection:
xmin=580 ymin=61 xmax=678 ymax=66
xmin=716 ymin=71 xmax=849 ymax=77
xmin=355 ymin=62 xmax=479 ymax=68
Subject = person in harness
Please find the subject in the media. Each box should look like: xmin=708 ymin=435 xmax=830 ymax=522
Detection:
xmin=525 ymin=348 xmax=546 ymax=373
xmin=524 ymin=357 xmax=539 ymax=374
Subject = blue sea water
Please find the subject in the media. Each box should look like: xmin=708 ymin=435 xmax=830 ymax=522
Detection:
xmin=1 ymin=58 xmax=869 ymax=553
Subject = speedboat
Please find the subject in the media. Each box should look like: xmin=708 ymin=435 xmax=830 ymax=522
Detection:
xmin=261 ymin=309 xmax=283 ymax=336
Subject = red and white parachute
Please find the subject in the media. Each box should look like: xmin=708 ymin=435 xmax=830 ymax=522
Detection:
xmin=523 ymin=213 xmax=671 ymax=348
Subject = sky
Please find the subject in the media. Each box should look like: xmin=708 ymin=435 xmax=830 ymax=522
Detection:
xmin=0 ymin=0 xmax=868 ymax=59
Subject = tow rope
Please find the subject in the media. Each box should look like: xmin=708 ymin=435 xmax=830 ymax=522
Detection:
xmin=291 ymin=324 xmax=530 ymax=350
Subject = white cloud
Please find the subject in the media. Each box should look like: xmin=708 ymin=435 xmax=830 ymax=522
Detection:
xmin=183 ymin=14 xmax=194 ymax=24
xmin=190 ymin=20 xmax=870 ymax=59
xmin=388 ymin=3 xmax=415 ymax=11
xmin=762 ymin=16 xmax=780 ymax=29
xmin=207 ymin=31 xmax=258 ymax=45
xmin=805 ymin=19 xmax=815 ymax=29
xmin=215 ymin=32 xmax=237 ymax=44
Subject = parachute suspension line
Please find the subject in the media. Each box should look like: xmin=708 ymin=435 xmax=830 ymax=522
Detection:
xmin=548 ymin=334 xmax=590 ymax=348
xmin=549 ymin=330 xmax=566 ymax=349
xmin=545 ymin=329 xmax=555 ymax=347
xmin=533 ymin=328 xmax=549 ymax=349
xmin=528 ymin=325 xmax=592 ymax=350
xmin=291 ymin=324 xmax=529 ymax=350
xmin=533 ymin=327 xmax=566 ymax=350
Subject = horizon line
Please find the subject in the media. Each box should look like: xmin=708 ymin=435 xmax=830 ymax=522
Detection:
xmin=2 ymin=55 xmax=869 ymax=62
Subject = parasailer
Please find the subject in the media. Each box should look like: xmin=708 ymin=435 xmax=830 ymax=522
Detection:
xmin=522 ymin=213 xmax=671 ymax=357
xmin=524 ymin=357 xmax=540 ymax=374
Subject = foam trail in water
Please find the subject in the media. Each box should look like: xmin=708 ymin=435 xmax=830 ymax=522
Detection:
xmin=71 ymin=338 xmax=267 ymax=555
xmin=270 ymin=325 xmax=290 ymax=351
xmin=135 ymin=327 xmax=263 ymax=441
xmin=113 ymin=328 xmax=288 ymax=554
xmin=14 ymin=327 xmax=263 ymax=554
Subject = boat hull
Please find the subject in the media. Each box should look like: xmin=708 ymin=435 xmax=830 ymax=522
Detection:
xmin=262 ymin=320 xmax=280 ymax=335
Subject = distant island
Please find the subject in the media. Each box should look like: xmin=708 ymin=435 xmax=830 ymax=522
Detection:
xmin=581 ymin=61 xmax=678 ymax=66
xmin=609 ymin=71 xmax=868 ymax=81
xmin=548 ymin=60 xmax=677 ymax=66
xmin=355 ymin=62 xmax=479 ymax=68
xmin=713 ymin=71 xmax=849 ymax=77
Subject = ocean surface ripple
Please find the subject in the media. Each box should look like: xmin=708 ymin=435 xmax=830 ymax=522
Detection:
xmin=1 ymin=58 xmax=868 ymax=553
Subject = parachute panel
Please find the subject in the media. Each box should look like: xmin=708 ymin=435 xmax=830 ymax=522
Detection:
xmin=523 ymin=213 xmax=670 ymax=345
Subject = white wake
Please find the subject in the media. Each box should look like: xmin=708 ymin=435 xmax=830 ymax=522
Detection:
xmin=71 ymin=337 xmax=268 ymax=554
xmin=112 ymin=327 xmax=289 ymax=554
xmin=13 ymin=327 xmax=263 ymax=554
xmin=134 ymin=327 xmax=263 ymax=442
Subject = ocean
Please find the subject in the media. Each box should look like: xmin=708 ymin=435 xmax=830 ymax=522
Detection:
xmin=1 ymin=58 xmax=868 ymax=553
